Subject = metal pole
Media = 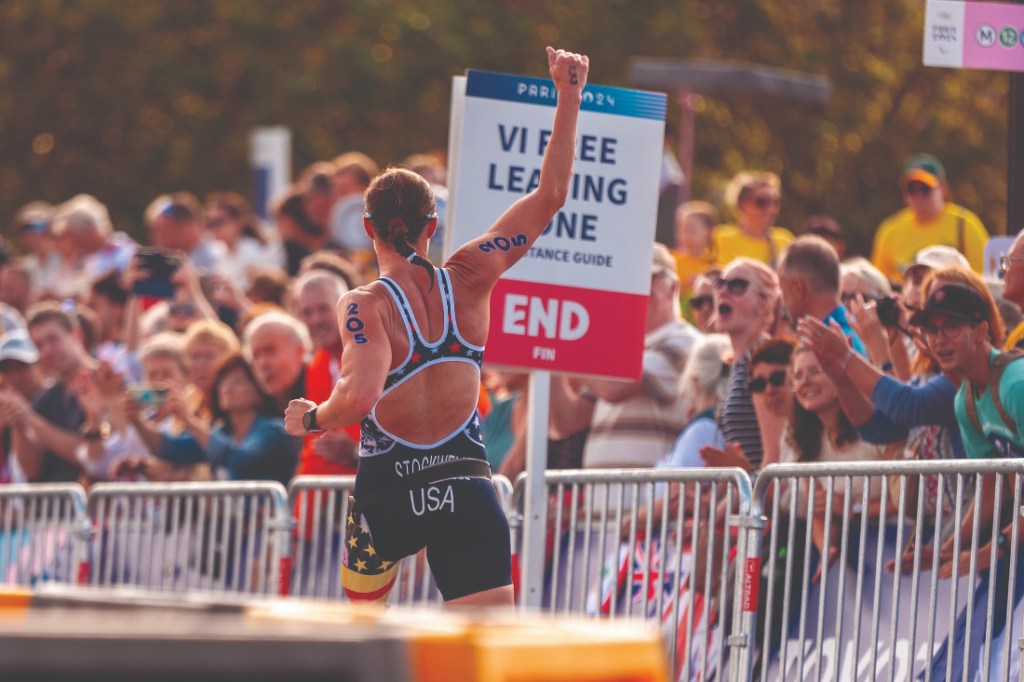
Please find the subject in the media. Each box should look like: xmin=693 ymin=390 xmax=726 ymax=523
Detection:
xmin=519 ymin=370 xmax=551 ymax=609
xmin=1009 ymin=71 xmax=1024 ymax=236
xmin=677 ymin=89 xmax=696 ymax=206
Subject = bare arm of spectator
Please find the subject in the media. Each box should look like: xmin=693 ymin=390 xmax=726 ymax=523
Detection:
xmin=497 ymin=392 xmax=529 ymax=480
xmin=577 ymin=375 xmax=646 ymax=404
xmin=2 ymin=387 xmax=86 ymax=470
xmin=125 ymin=393 xmax=167 ymax=455
xmin=166 ymin=388 xmax=212 ymax=450
xmin=937 ymin=473 xmax=1002 ymax=579
xmin=209 ymin=272 xmax=254 ymax=313
xmin=0 ymin=390 xmax=44 ymax=481
xmin=548 ymin=375 xmax=595 ymax=438
xmin=846 ymin=294 xmax=894 ymax=369
xmin=72 ymin=370 xmax=111 ymax=468
xmin=799 ymin=317 xmax=876 ymax=427
xmin=120 ymin=255 xmax=146 ymax=353
xmin=170 ymin=255 xmax=219 ymax=323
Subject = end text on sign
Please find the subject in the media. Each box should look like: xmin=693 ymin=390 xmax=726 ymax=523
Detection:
xmin=502 ymin=295 xmax=589 ymax=341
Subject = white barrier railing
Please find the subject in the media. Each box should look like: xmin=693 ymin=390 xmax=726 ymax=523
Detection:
xmin=512 ymin=467 xmax=755 ymax=681
xmin=0 ymin=483 xmax=90 ymax=588
xmin=4 ymin=459 xmax=1022 ymax=681
xmin=85 ymin=481 xmax=291 ymax=596
xmin=746 ymin=459 xmax=1024 ymax=682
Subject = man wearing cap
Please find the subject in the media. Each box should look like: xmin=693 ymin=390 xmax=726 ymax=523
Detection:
xmin=564 ymin=243 xmax=700 ymax=470
xmin=0 ymin=304 xmax=94 ymax=482
xmin=902 ymin=245 xmax=971 ymax=311
xmin=911 ymin=283 xmax=1024 ymax=578
xmin=905 ymin=284 xmax=1024 ymax=458
xmin=0 ymin=330 xmax=48 ymax=484
xmin=145 ymin=193 xmax=227 ymax=272
xmin=870 ymin=153 xmax=988 ymax=283
xmin=11 ymin=201 xmax=60 ymax=300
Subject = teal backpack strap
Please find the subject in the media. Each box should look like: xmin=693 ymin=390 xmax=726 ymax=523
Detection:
xmin=988 ymin=351 xmax=1024 ymax=436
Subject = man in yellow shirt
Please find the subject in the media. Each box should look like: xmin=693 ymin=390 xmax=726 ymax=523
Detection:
xmin=870 ymin=154 xmax=988 ymax=283
xmin=712 ymin=170 xmax=795 ymax=267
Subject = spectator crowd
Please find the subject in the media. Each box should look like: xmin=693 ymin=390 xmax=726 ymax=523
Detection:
xmin=1 ymin=148 xmax=1022 ymax=579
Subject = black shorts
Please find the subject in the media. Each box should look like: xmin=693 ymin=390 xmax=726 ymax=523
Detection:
xmin=343 ymin=432 xmax=512 ymax=602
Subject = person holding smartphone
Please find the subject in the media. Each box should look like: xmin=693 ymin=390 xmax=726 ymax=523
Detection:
xmin=284 ymin=47 xmax=589 ymax=608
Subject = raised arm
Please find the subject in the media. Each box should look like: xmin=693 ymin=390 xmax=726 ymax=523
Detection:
xmin=446 ymin=47 xmax=589 ymax=287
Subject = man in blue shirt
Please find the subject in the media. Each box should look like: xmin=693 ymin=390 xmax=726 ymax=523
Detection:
xmin=778 ymin=235 xmax=866 ymax=356
xmin=909 ymin=283 xmax=1024 ymax=579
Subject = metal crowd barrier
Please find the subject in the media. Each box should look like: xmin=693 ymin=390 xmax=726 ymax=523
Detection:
xmin=287 ymin=474 xmax=515 ymax=606
xmin=745 ymin=458 xmax=1024 ymax=682
xmin=0 ymin=484 xmax=90 ymax=588
xmin=85 ymin=481 xmax=292 ymax=596
xmin=8 ymin=459 xmax=1023 ymax=681
xmin=511 ymin=467 xmax=754 ymax=682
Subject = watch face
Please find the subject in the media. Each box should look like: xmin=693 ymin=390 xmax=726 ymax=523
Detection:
xmin=303 ymin=409 xmax=315 ymax=431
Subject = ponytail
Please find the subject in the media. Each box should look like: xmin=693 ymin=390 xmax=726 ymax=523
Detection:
xmin=378 ymin=216 xmax=436 ymax=291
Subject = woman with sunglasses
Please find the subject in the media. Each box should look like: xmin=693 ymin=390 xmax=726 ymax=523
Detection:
xmin=700 ymin=257 xmax=779 ymax=472
xmin=284 ymin=48 xmax=589 ymax=608
xmin=712 ymin=170 xmax=795 ymax=268
xmin=688 ymin=270 xmax=719 ymax=334
xmin=870 ymin=153 xmax=988 ymax=284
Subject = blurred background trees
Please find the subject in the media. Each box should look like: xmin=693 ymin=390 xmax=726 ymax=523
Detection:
xmin=0 ymin=0 xmax=1009 ymax=254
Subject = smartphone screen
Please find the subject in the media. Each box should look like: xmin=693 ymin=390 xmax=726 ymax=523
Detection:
xmin=132 ymin=249 xmax=181 ymax=299
xmin=128 ymin=385 xmax=169 ymax=408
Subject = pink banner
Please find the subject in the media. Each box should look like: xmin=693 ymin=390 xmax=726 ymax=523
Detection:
xmin=963 ymin=1 xmax=1024 ymax=71
xmin=925 ymin=0 xmax=1024 ymax=73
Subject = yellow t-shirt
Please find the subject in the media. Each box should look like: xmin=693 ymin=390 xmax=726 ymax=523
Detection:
xmin=672 ymin=249 xmax=717 ymax=323
xmin=712 ymin=224 xmax=795 ymax=267
xmin=870 ymin=203 xmax=988 ymax=283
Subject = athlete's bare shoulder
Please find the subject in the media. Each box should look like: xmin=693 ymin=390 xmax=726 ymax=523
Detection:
xmin=336 ymin=281 xmax=390 ymax=320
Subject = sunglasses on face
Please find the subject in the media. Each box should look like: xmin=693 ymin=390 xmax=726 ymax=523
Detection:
xmin=751 ymin=195 xmax=780 ymax=209
xmin=713 ymin=277 xmax=752 ymax=296
xmin=920 ymin=319 xmax=974 ymax=342
xmin=748 ymin=369 xmax=787 ymax=393
xmin=903 ymin=182 xmax=933 ymax=197
xmin=690 ymin=295 xmax=714 ymax=312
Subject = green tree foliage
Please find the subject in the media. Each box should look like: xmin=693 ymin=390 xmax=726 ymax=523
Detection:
xmin=0 ymin=0 xmax=1008 ymax=252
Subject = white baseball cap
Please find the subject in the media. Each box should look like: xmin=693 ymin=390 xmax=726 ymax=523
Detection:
xmin=904 ymin=245 xmax=970 ymax=277
xmin=0 ymin=329 xmax=39 ymax=366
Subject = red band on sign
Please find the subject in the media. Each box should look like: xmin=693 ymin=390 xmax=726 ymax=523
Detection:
xmin=742 ymin=557 xmax=761 ymax=613
xmin=488 ymin=278 xmax=648 ymax=380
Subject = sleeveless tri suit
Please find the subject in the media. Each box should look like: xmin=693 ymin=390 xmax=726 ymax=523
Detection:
xmin=341 ymin=268 xmax=512 ymax=602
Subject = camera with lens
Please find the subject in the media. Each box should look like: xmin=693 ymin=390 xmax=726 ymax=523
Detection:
xmin=876 ymin=296 xmax=902 ymax=328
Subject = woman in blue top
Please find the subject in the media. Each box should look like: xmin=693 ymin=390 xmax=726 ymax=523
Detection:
xmin=156 ymin=352 xmax=300 ymax=486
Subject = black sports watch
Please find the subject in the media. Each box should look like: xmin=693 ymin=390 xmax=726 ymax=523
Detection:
xmin=302 ymin=406 xmax=323 ymax=433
